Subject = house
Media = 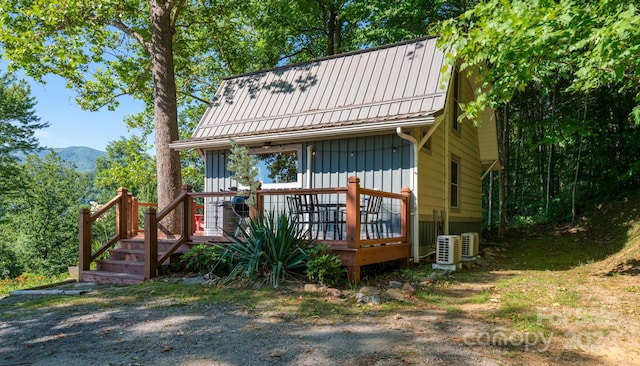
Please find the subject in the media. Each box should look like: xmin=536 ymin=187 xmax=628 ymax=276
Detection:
xmin=171 ymin=36 xmax=500 ymax=263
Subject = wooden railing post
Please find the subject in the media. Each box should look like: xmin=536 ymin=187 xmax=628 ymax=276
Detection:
xmin=78 ymin=208 xmax=92 ymax=281
xmin=401 ymin=186 xmax=411 ymax=242
xmin=144 ymin=207 xmax=158 ymax=280
xmin=132 ymin=196 xmax=139 ymax=235
xmin=182 ymin=185 xmax=192 ymax=240
xmin=346 ymin=176 xmax=361 ymax=249
xmin=127 ymin=193 xmax=134 ymax=237
xmin=116 ymin=187 xmax=128 ymax=240
xmin=253 ymin=187 xmax=264 ymax=219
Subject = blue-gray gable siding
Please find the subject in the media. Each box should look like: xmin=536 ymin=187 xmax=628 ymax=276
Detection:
xmin=204 ymin=134 xmax=412 ymax=193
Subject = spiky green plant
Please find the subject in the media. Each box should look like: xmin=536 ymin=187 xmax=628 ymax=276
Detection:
xmin=217 ymin=212 xmax=314 ymax=288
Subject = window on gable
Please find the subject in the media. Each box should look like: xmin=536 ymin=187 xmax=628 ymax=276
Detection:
xmin=420 ymin=127 xmax=432 ymax=153
xmin=450 ymin=158 xmax=460 ymax=208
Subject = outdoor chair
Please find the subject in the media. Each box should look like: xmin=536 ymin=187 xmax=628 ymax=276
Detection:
xmin=287 ymin=194 xmax=325 ymax=239
xmin=361 ymin=195 xmax=383 ymax=239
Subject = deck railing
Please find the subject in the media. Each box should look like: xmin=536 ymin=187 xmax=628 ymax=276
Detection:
xmin=79 ymin=176 xmax=411 ymax=282
xmin=78 ymin=187 xmax=132 ymax=281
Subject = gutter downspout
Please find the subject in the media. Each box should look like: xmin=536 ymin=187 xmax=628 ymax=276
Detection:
xmin=396 ymin=127 xmax=420 ymax=263
xmin=307 ymin=145 xmax=313 ymax=188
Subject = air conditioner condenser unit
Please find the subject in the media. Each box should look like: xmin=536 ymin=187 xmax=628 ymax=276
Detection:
xmin=433 ymin=235 xmax=462 ymax=270
xmin=461 ymin=232 xmax=480 ymax=260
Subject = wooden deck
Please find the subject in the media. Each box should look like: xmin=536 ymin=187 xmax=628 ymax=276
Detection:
xmin=78 ymin=177 xmax=411 ymax=284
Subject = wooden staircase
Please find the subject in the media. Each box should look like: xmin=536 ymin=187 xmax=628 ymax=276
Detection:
xmin=81 ymin=238 xmax=191 ymax=285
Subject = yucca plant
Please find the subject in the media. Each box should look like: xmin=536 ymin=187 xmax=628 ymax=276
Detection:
xmin=217 ymin=211 xmax=314 ymax=288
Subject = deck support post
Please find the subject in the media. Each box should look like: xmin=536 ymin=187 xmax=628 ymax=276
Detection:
xmin=347 ymin=266 xmax=361 ymax=284
xmin=401 ymin=186 xmax=412 ymax=268
xmin=346 ymin=176 xmax=362 ymax=283
xmin=78 ymin=208 xmax=92 ymax=281
xmin=144 ymin=208 xmax=158 ymax=280
xmin=346 ymin=176 xmax=361 ymax=249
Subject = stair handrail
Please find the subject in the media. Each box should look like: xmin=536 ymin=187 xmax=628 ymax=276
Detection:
xmin=78 ymin=187 xmax=130 ymax=281
xmin=143 ymin=185 xmax=193 ymax=279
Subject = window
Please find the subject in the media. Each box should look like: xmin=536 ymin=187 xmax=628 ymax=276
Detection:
xmin=250 ymin=144 xmax=302 ymax=189
xmin=421 ymin=127 xmax=432 ymax=153
xmin=450 ymin=158 xmax=460 ymax=208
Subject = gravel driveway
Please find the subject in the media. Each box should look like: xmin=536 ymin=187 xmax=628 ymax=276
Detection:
xmin=0 ymin=282 xmax=500 ymax=366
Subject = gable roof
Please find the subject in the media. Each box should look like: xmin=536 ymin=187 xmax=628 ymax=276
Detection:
xmin=172 ymin=37 xmax=450 ymax=150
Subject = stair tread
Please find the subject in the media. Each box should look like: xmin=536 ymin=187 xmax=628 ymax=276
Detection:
xmin=111 ymin=248 xmax=145 ymax=253
xmin=97 ymin=259 xmax=144 ymax=266
xmin=119 ymin=238 xmax=180 ymax=243
xmin=82 ymin=270 xmax=145 ymax=280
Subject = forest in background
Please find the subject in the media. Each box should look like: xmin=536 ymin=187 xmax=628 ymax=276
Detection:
xmin=0 ymin=0 xmax=638 ymax=278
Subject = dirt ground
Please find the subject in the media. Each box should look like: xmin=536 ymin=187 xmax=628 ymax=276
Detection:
xmin=0 ymin=281 xmax=498 ymax=366
xmin=1 ymin=267 xmax=638 ymax=366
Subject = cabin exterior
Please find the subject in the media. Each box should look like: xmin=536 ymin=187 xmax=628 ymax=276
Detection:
xmin=171 ymin=36 xmax=500 ymax=263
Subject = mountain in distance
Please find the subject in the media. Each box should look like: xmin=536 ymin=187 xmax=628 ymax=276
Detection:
xmin=51 ymin=146 xmax=106 ymax=172
xmin=17 ymin=146 xmax=106 ymax=173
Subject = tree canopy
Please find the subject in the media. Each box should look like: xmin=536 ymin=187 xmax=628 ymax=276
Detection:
xmin=0 ymin=0 xmax=262 ymax=226
xmin=437 ymin=0 xmax=640 ymax=123
xmin=0 ymin=72 xmax=47 ymax=197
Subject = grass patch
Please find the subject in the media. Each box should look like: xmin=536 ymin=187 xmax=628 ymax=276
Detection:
xmin=624 ymin=286 xmax=639 ymax=293
xmin=500 ymin=234 xmax=623 ymax=271
xmin=465 ymin=289 xmax=491 ymax=304
xmin=0 ymin=273 xmax=70 ymax=296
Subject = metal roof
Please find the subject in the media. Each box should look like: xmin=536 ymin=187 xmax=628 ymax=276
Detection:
xmin=173 ymin=37 xmax=450 ymax=150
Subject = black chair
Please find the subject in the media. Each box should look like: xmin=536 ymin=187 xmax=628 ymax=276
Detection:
xmin=287 ymin=194 xmax=323 ymax=239
xmin=361 ymin=195 xmax=383 ymax=239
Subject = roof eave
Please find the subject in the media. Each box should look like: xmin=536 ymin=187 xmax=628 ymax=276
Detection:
xmin=171 ymin=117 xmax=436 ymax=151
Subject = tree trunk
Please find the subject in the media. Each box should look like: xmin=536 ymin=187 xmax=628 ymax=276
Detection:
xmin=149 ymin=0 xmax=182 ymax=232
xmin=572 ymin=99 xmax=587 ymax=223
xmin=497 ymin=104 xmax=509 ymax=237
xmin=499 ymin=169 xmax=506 ymax=237
xmin=327 ymin=4 xmax=338 ymax=55
xmin=488 ymin=170 xmax=493 ymax=229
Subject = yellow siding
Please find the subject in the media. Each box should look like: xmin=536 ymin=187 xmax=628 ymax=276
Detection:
xmin=417 ymin=70 xmax=484 ymax=221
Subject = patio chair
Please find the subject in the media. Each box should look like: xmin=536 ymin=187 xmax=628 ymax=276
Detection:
xmin=287 ymin=194 xmax=323 ymax=239
xmin=361 ymin=195 xmax=383 ymax=239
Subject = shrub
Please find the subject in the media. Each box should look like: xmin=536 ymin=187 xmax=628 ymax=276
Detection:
xmin=217 ymin=211 xmax=314 ymax=288
xmin=180 ymin=243 xmax=230 ymax=276
xmin=306 ymin=244 xmax=346 ymax=286
xmin=0 ymin=242 xmax=23 ymax=279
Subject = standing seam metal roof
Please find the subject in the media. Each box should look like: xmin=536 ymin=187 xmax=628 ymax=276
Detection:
xmin=182 ymin=37 xmax=450 ymax=147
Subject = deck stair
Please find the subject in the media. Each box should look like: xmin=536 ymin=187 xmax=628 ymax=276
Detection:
xmin=81 ymin=238 xmax=191 ymax=285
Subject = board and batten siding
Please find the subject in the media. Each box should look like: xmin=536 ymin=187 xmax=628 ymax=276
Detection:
xmin=204 ymin=134 xmax=413 ymax=194
xmin=311 ymin=134 xmax=411 ymax=191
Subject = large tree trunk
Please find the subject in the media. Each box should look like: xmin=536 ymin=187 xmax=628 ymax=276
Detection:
xmin=327 ymin=3 xmax=339 ymax=55
xmin=149 ymin=0 xmax=182 ymax=232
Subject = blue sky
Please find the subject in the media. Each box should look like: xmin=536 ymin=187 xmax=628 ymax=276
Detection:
xmin=29 ymin=74 xmax=143 ymax=152
xmin=2 ymin=62 xmax=143 ymax=152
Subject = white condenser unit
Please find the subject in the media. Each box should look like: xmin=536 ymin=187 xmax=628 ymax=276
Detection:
xmin=461 ymin=232 xmax=480 ymax=258
xmin=436 ymin=235 xmax=462 ymax=265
